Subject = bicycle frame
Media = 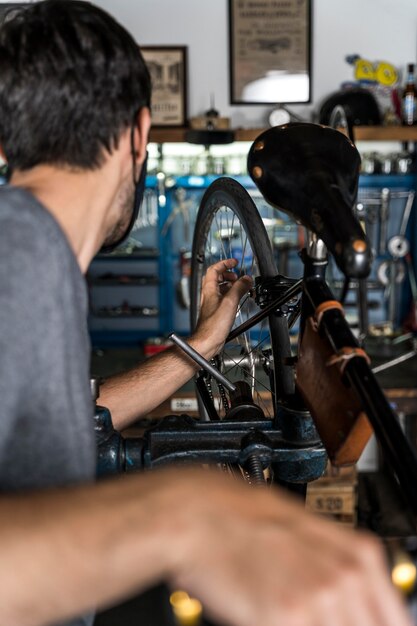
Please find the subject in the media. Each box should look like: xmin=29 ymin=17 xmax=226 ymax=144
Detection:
xmin=95 ymin=123 xmax=417 ymax=522
xmin=94 ymin=223 xmax=417 ymax=515
xmin=217 ymin=228 xmax=417 ymax=517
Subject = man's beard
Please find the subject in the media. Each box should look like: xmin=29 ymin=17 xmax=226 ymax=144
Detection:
xmin=102 ymin=178 xmax=135 ymax=249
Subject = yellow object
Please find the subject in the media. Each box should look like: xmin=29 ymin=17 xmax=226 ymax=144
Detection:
xmin=392 ymin=561 xmax=417 ymax=594
xmin=170 ymin=591 xmax=191 ymax=607
xmin=375 ymin=61 xmax=398 ymax=87
xmin=170 ymin=590 xmax=203 ymax=626
xmin=354 ymin=59 xmax=375 ymax=82
xmin=349 ymin=55 xmax=398 ymax=87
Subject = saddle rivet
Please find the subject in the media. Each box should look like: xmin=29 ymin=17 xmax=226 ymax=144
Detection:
xmin=252 ymin=166 xmax=263 ymax=179
xmin=353 ymin=239 xmax=367 ymax=253
xmin=254 ymin=141 xmax=265 ymax=151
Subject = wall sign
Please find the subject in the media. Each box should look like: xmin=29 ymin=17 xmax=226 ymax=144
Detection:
xmin=141 ymin=46 xmax=188 ymax=127
xmin=229 ymin=0 xmax=312 ymax=104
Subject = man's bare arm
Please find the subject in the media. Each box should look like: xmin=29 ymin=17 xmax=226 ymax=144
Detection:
xmin=98 ymin=342 xmax=204 ymax=430
xmin=0 ymin=468 xmax=412 ymax=626
xmin=0 ymin=471 xmax=181 ymax=626
xmin=99 ymin=259 xmax=252 ymax=430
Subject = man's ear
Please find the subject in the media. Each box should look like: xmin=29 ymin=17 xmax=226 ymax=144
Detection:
xmin=133 ymin=106 xmax=151 ymax=165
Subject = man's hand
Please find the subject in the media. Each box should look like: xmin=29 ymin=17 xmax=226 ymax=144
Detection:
xmin=0 ymin=468 xmax=412 ymax=626
xmin=190 ymin=258 xmax=253 ymax=359
xmin=169 ymin=470 xmax=413 ymax=626
xmin=98 ymin=259 xmax=252 ymax=428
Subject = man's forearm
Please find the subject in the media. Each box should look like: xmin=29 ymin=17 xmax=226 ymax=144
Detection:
xmin=0 ymin=469 xmax=411 ymax=626
xmin=99 ymin=339 xmax=210 ymax=431
xmin=99 ymin=258 xmax=253 ymax=431
xmin=0 ymin=471 xmax=186 ymax=626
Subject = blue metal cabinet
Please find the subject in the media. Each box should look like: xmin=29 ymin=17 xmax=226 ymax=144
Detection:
xmin=87 ymin=171 xmax=417 ymax=347
xmin=88 ymin=175 xmax=168 ymax=346
xmin=354 ymin=174 xmax=417 ymax=330
xmin=163 ymin=173 xmax=417 ymax=337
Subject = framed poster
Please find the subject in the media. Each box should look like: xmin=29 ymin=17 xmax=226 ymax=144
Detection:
xmin=141 ymin=46 xmax=188 ymax=127
xmin=229 ymin=0 xmax=312 ymax=104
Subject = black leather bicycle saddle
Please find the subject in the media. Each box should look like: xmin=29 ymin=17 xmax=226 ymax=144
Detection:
xmin=247 ymin=123 xmax=372 ymax=279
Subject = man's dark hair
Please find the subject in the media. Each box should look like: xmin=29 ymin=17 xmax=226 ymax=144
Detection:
xmin=0 ymin=0 xmax=151 ymax=170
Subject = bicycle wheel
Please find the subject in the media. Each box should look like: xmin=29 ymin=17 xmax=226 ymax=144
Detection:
xmin=190 ymin=177 xmax=295 ymax=420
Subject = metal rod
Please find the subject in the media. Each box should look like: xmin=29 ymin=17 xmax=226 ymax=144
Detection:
xmin=399 ymin=190 xmax=415 ymax=237
xmin=379 ymin=187 xmax=390 ymax=255
xmin=357 ymin=278 xmax=369 ymax=343
xmin=372 ymin=348 xmax=417 ymax=374
xmin=169 ymin=333 xmax=236 ymax=392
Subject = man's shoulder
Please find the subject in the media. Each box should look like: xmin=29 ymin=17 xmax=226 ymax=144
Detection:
xmin=0 ymin=185 xmax=84 ymax=301
xmin=0 ymin=185 xmax=61 ymax=237
xmin=0 ymin=185 xmax=76 ymax=266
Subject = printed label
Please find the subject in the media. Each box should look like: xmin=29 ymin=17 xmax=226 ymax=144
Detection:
xmin=171 ymin=398 xmax=199 ymax=412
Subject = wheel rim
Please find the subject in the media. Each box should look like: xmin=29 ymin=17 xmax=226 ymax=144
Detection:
xmin=193 ymin=202 xmax=278 ymax=420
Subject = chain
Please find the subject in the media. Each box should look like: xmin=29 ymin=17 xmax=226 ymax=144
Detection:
xmin=218 ymin=381 xmax=230 ymax=415
xmin=204 ymin=359 xmax=229 ymax=417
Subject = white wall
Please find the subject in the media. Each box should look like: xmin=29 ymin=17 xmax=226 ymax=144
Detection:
xmin=91 ymin=0 xmax=417 ymax=127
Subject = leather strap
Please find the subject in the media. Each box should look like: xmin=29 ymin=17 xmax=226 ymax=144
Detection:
xmin=315 ymin=300 xmax=344 ymax=328
xmin=326 ymin=347 xmax=371 ymax=375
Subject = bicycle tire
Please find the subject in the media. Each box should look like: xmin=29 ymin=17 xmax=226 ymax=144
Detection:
xmin=190 ymin=177 xmax=295 ymax=420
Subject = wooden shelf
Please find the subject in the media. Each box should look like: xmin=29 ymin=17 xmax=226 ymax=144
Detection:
xmin=148 ymin=127 xmax=262 ymax=143
xmin=351 ymin=126 xmax=417 ymax=141
xmin=234 ymin=128 xmax=263 ymax=142
xmin=149 ymin=125 xmax=417 ymax=144
xmin=149 ymin=127 xmax=188 ymax=143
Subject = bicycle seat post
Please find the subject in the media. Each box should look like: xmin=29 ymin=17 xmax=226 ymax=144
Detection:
xmin=305 ymin=230 xmax=327 ymax=263
xmin=300 ymin=231 xmax=329 ymax=290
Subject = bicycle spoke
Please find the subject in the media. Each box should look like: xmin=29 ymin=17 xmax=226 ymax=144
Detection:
xmin=230 ymin=212 xmax=236 ymax=243
xmin=214 ymin=211 xmax=228 ymax=261
xmin=217 ymin=340 xmax=274 ymax=417
xmin=193 ymin=179 xmax=282 ymax=421
xmin=235 ymin=292 xmax=252 ymax=318
xmin=225 ymin=207 xmax=232 ymax=258
xmin=223 ymin=332 xmax=270 ymax=375
xmin=205 ymin=207 xmax=270 ymax=414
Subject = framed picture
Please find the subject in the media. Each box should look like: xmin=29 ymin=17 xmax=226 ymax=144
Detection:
xmin=141 ymin=46 xmax=188 ymax=127
xmin=229 ymin=0 xmax=312 ymax=104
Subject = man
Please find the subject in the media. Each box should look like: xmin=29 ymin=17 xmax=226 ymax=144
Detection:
xmin=0 ymin=2 xmax=412 ymax=626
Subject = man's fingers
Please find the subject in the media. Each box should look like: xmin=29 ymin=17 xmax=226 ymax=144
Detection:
xmin=204 ymin=259 xmax=239 ymax=285
xmin=208 ymin=258 xmax=238 ymax=273
xmin=358 ymin=537 xmax=414 ymax=626
xmin=229 ymin=275 xmax=253 ymax=300
xmin=219 ymin=282 xmax=233 ymax=295
xmin=309 ymin=532 xmax=413 ymax=626
xmin=202 ymin=260 xmax=252 ymax=301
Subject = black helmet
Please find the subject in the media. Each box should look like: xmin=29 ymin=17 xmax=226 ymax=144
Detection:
xmin=318 ymin=87 xmax=381 ymax=126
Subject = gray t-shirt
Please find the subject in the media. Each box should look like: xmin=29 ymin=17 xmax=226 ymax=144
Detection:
xmin=0 ymin=186 xmax=96 ymax=626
